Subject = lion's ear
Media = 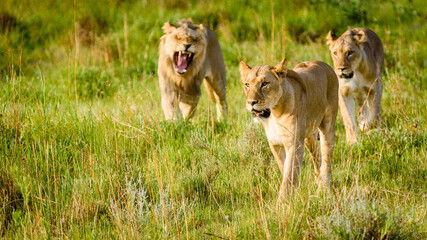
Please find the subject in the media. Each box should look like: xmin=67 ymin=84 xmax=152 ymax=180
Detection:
xmin=239 ymin=61 xmax=251 ymax=81
xmin=197 ymin=24 xmax=206 ymax=34
xmin=326 ymin=30 xmax=337 ymax=46
xmin=273 ymin=58 xmax=288 ymax=80
xmin=353 ymin=30 xmax=368 ymax=44
xmin=162 ymin=21 xmax=176 ymax=34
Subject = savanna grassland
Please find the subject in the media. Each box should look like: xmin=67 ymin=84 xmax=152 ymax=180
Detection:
xmin=0 ymin=0 xmax=426 ymax=239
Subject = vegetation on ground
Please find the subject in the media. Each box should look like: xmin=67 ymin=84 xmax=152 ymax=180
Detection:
xmin=1 ymin=0 xmax=426 ymax=238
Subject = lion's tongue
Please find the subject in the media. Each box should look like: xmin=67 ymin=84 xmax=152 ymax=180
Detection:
xmin=177 ymin=54 xmax=188 ymax=73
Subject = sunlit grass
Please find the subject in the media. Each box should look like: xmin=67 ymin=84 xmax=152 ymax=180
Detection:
xmin=1 ymin=0 xmax=426 ymax=238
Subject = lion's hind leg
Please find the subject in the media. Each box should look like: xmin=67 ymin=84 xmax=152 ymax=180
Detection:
xmin=318 ymin=130 xmax=334 ymax=188
xmin=318 ymin=106 xmax=337 ymax=188
xmin=363 ymin=78 xmax=382 ymax=131
xmin=355 ymin=90 xmax=369 ymax=131
xmin=338 ymin=90 xmax=358 ymax=144
xmin=305 ymin=132 xmax=321 ymax=181
xmin=204 ymin=75 xmax=228 ymax=121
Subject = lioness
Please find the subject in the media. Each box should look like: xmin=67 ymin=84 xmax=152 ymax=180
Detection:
xmin=240 ymin=59 xmax=338 ymax=198
xmin=327 ymin=28 xmax=384 ymax=144
xmin=158 ymin=19 xmax=227 ymax=120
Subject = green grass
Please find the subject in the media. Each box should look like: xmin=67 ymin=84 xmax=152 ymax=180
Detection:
xmin=1 ymin=0 xmax=426 ymax=238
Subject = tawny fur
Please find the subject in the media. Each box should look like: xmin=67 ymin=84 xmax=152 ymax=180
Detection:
xmin=327 ymin=28 xmax=384 ymax=144
xmin=240 ymin=59 xmax=339 ymax=199
xmin=158 ymin=19 xmax=227 ymax=120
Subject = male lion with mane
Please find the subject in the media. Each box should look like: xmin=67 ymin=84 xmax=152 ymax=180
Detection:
xmin=240 ymin=58 xmax=338 ymax=199
xmin=327 ymin=28 xmax=384 ymax=144
xmin=158 ymin=19 xmax=227 ymax=120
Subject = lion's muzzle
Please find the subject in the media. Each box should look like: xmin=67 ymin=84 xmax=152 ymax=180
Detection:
xmin=251 ymin=108 xmax=271 ymax=118
xmin=174 ymin=51 xmax=194 ymax=74
xmin=338 ymin=71 xmax=354 ymax=79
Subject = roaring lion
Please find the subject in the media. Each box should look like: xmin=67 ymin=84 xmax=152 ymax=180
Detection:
xmin=240 ymin=58 xmax=338 ymax=198
xmin=158 ymin=19 xmax=227 ymax=120
xmin=327 ymin=28 xmax=384 ymax=144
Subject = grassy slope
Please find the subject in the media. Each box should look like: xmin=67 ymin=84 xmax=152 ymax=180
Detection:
xmin=1 ymin=0 xmax=426 ymax=239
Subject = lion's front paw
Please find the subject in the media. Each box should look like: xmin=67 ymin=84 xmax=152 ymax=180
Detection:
xmin=318 ymin=172 xmax=331 ymax=189
xmin=346 ymin=135 xmax=358 ymax=145
xmin=277 ymin=182 xmax=294 ymax=201
xmin=359 ymin=120 xmax=370 ymax=132
xmin=314 ymin=172 xmax=321 ymax=185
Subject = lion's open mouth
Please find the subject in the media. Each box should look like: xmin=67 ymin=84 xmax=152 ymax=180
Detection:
xmin=251 ymin=109 xmax=271 ymax=118
xmin=174 ymin=51 xmax=194 ymax=74
xmin=339 ymin=71 xmax=354 ymax=79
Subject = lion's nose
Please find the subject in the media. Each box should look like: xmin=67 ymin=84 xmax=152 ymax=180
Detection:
xmin=247 ymin=100 xmax=258 ymax=106
xmin=184 ymin=44 xmax=191 ymax=50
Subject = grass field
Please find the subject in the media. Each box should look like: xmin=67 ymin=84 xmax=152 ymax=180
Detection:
xmin=1 ymin=0 xmax=426 ymax=239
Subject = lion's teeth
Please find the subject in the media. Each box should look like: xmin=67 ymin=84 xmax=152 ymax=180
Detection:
xmin=179 ymin=51 xmax=182 ymax=57
xmin=189 ymin=52 xmax=192 ymax=58
xmin=183 ymin=69 xmax=187 ymax=72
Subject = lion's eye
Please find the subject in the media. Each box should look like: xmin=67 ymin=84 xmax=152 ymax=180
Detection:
xmin=348 ymin=51 xmax=354 ymax=56
xmin=332 ymin=52 xmax=337 ymax=57
xmin=261 ymin=82 xmax=269 ymax=88
xmin=244 ymin=83 xmax=250 ymax=88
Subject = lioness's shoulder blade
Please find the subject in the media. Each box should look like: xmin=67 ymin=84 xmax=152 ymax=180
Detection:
xmin=286 ymin=69 xmax=307 ymax=92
